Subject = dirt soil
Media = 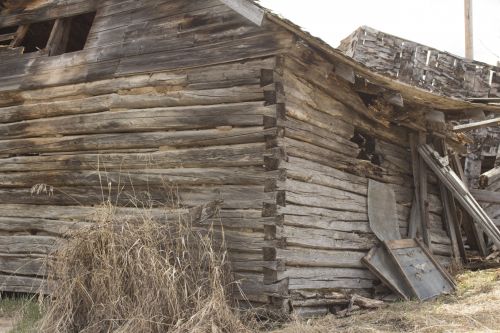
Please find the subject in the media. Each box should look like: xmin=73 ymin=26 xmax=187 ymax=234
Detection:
xmin=273 ymin=268 xmax=500 ymax=333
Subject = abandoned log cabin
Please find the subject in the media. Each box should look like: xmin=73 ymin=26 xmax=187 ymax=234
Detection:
xmin=0 ymin=0 xmax=500 ymax=316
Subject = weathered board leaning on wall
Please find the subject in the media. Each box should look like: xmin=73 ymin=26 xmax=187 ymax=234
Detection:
xmin=0 ymin=0 xmax=499 ymax=316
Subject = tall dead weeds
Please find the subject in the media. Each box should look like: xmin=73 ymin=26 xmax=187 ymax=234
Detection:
xmin=39 ymin=201 xmax=252 ymax=333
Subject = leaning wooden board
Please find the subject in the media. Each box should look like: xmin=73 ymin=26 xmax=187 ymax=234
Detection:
xmin=384 ymin=239 xmax=456 ymax=300
xmin=362 ymin=244 xmax=412 ymax=300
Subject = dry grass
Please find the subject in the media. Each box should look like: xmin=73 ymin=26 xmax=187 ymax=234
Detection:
xmin=273 ymin=268 xmax=500 ymax=333
xmin=38 ymin=201 xmax=251 ymax=333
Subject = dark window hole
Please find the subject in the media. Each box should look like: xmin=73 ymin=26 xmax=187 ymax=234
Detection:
xmin=482 ymin=156 xmax=496 ymax=173
xmin=0 ymin=25 xmax=17 ymax=35
xmin=62 ymin=11 xmax=96 ymax=54
xmin=351 ymin=130 xmax=382 ymax=166
xmin=20 ymin=19 xmax=55 ymax=53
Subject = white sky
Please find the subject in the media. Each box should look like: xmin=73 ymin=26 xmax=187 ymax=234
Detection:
xmin=258 ymin=0 xmax=500 ymax=66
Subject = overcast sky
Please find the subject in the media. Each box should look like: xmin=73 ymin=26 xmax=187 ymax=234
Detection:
xmin=258 ymin=0 xmax=500 ymax=66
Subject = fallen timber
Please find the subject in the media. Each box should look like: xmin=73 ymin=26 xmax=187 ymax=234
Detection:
xmin=419 ymin=144 xmax=500 ymax=249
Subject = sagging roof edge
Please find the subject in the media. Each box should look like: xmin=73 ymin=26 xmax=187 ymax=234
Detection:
xmin=223 ymin=0 xmax=500 ymax=114
xmin=267 ymin=13 xmax=500 ymax=114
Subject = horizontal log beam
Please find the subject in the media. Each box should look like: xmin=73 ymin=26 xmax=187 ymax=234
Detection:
xmin=471 ymin=189 xmax=500 ymax=204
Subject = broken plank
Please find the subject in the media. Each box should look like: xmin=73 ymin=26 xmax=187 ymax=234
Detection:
xmin=453 ymin=117 xmax=500 ymax=132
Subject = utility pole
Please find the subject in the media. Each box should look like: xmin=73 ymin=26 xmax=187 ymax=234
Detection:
xmin=464 ymin=0 xmax=474 ymax=59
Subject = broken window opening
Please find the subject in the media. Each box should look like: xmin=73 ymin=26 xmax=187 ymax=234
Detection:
xmin=0 ymin=25 xmax=18 ymax=45
xmin=3 ymin=11 xmax=95 ymax=55
xmin=19 ymin=20 xmax=55 ymax=53
xmin=49 ymin=12 xmax=96 ymax=55
xmin=351 ymin=130 xmax=382 ymax=166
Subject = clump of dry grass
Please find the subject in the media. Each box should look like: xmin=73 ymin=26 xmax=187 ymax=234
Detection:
xmin=39 ymin=202 xmax=251 ymax=333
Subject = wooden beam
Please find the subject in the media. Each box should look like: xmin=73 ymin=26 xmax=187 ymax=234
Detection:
xmin=10 ymin=25 xmax=29 ymax=48
xmin=409 ymin=133 xmax=421 ymax=238
xmin=46 ymin=18 xmax=72 ymax=56
xmin=471 ymin=189 xmax=500 ymax=204
xmin=451 ymin=153 xmax=486 ymax=256
xmin=417 ymin=133 xmax=432 ymax=249
xmin=0 ymin=32 xmax=16 ymax=42
xmin=479 ymin=166 xmax=500 ymax=188
xmin=219 ymin=0 xmax=265 ymax=26
xmin=453 ymin=117 xmax=500 ymax=132
xmin=435 ymin=139 xmax=463 ymax=264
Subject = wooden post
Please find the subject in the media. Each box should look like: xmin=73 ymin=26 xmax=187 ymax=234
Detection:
xmin=464 ymin=0 xmax=474 ymax=60
xmin=415 ymin=133 xmax=432 ymax=250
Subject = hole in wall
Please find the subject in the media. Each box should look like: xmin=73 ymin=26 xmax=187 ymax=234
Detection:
xmin=351 ymin=130 xmax=382 ymax=166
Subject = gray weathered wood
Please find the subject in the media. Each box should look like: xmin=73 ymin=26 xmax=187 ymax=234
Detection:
xmin=384 ymin=239 xmax=455 ymax=301
xmin=219 ymin=0 xmax=265 ymax=26
xmin=362 ymin=245 xmax=412 ymax=300
xmin=367 ymin=179 xmax=401 ymax=241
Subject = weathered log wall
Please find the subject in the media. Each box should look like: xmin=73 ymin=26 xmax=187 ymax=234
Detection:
xmin=0 ymin=0 xmax=460 ymax=312
xmin=339 ymin=26 xmax=500 ymax=99
xmin=0 ymin=0 xmax=292 ymax=94
xmin=0 ymin=0 xmax=298 ymax=305
xmin=0 ymin=59 xmax=285 ymax=304
xmin=261 ymin=41 xmax=455 ymax=314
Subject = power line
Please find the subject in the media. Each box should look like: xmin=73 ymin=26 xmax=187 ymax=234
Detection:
xmin=478 ymin=38 xmax=500 ymax=60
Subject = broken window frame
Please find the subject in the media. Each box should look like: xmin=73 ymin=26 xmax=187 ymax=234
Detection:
xmin=0 ymin=25 xmax=29 ymax=48
xmin=0 ymin=10 xmax=96 ymax=56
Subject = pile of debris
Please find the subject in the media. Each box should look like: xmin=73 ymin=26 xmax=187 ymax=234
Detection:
xmin=356 ymin=140 xmax=500 ymax=308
